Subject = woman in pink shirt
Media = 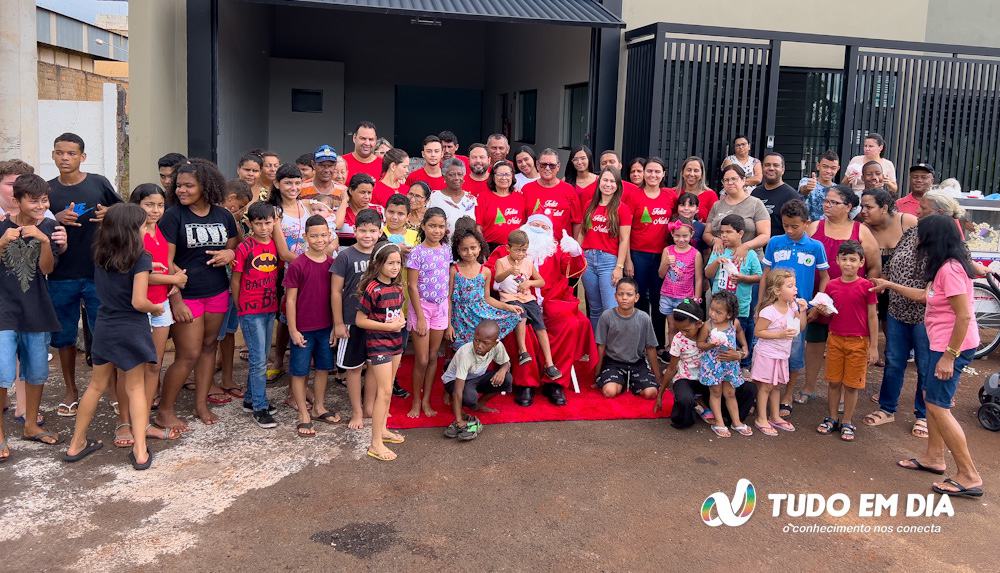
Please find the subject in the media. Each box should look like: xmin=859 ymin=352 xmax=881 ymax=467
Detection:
xmin=871 ymin=214 xmax=982 ymax=498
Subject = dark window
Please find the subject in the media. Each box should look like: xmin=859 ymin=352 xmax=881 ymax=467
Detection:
xmin=291 ymin=89 xmax=323 ymax=113
xmin=516 ymin=90 xmax=537 ymax=144
xmin=562 ymin=83 xmax=589 ymax=148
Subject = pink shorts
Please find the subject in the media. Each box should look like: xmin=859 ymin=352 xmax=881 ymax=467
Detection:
xmin=750 ymin=354 xmax=789 ymax=385
xmin=183 ymin=291 xmax=230 ymax=319
xmin=407 ymin=299 xmax=449 ymax=331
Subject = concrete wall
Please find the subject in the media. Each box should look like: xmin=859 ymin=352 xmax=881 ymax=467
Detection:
xmin=216 ymin=0 xmax=270 ymax=175
xmin=38 ymin=83 xmax=118 ymax=184
xmin=483 ymin=22 xmax=591 ymax=162
xmin=129 ymin=0 xmax=186 ymax=189
xmin=0 ymin=0 xmax=39 ymax=164
xmin=267 ymin=57 xmax=345 ymax=163
xmin=925 ymin=0 xmax=1000 ymax=48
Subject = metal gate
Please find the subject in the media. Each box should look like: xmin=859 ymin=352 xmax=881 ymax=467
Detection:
xmin=625 ymin=23 xmax=1000 ymax=194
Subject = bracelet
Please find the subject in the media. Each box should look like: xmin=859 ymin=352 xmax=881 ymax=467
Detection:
xmin=945 ymin=346 xmax=961 ymax=358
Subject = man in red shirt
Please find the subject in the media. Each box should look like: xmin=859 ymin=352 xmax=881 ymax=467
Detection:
xmin=463 ymin=144 xmax=491 ymax=198
xmin=521 ymin=148 xmax=583 ymax=239
xmin=405 ymin=135 xmax=446 ymax=191
xmin=342 ymin=121 xmax=382 ymax=181
xmin=439 ymin=130 xmax=470 ymax=171
xmin=895 ymin=163 xmax=934 ymax=217
xmin=486 ymin=133 xmax=510 ymax=164
xmin=599 ymin=150 xmax=642 ymax=205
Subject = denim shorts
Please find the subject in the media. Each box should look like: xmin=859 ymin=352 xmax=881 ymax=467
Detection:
xmin=0 ymin=331 xmax=51 ymax=387
xmin=217 ymin=299 xmax=240 ymax=341
xmin=923 ymin=349 xmax=974 ymax=409
xmin=48 ymin=278 xmax=99 ymax=349
xmin=659 ymin=296 xmax=685 ymax=317
xmin=789 ymin=330 xmax=805 ymax=371
xmin=290 ymin=327 xmax=334 ymax=376
xmin=149 ymin=298 xmax=175 ymax=329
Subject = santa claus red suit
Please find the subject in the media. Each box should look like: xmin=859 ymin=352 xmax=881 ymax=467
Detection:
xmin=486 ymin=214 xmax=597 ymax=406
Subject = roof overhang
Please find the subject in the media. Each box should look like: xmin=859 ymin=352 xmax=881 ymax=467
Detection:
xmin=245 ymin=0 xmax=625 ymax=28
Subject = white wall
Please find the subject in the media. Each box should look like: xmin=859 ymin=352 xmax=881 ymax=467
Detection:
xmin=38 ymin=82 xmax=118 ymax=185
xmin=217 ymin=0 xmax=270 ymax=175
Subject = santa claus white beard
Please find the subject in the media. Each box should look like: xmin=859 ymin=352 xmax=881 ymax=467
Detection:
xmin=522 ymin=225 xmax=557 ymax=266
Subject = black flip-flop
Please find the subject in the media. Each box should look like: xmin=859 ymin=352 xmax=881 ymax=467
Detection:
xmin=296 ymin=422 xmax=316 ymax=438
xmin=64 ymin=439 xmax=103 ymax=463
xmin=898 ymin=458 xmax=945 ymax=475
xmin=22 ymin=430 xmax=64 ymax=446
xmin=128 ymin=448 xmax=154 ymax=471
xmin=932 ymin=478 xmax=984 ymax=498
xmin=312 ymin=411 xmax=341 ymax=425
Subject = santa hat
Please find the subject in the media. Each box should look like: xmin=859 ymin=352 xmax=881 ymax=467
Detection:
xmin=526 ymin=213 xmax=554 ymax=230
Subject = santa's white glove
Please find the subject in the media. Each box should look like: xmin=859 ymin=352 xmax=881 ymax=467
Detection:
xmin=560 ymin=230 xmax=583 ymax=257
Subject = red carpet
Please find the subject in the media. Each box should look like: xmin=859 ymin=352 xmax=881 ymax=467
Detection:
xmin=387 ymin=356 xmax=674 ymax=430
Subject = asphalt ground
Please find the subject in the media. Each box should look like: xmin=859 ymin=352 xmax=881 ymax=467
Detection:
xmin=1 ymin=352 xmax=997 ymax=572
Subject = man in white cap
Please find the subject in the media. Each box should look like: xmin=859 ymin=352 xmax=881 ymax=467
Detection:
xmin=487 ymin=214 xmax=596 ymax=406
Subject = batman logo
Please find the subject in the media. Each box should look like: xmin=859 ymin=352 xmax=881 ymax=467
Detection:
xmin=251 ymin=252 xmax=278 ymax=273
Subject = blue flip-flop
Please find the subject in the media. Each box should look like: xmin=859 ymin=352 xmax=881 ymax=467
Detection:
xmin=128 ymin=448 xmax=153 ymax=471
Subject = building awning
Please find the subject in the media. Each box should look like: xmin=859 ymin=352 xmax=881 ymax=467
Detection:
xmin=269 ymin=0 xmax=625 ymax=28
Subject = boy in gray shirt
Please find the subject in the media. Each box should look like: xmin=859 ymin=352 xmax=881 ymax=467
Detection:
xmin=594 ymin=278 xmax=662 ymax=399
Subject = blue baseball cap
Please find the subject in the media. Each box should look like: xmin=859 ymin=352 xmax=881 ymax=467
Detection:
xmin=314 ymin=144 xmax=338 ymax=163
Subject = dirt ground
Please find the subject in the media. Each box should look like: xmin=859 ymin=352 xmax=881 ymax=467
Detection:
xmin=1 ymin=352 xmax=997 ymax=572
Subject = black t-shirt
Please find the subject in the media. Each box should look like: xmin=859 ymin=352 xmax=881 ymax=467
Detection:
xmin=159 ymin=205 xmax=239 ymax=299
xmin=95 ymin=252 xmax=153 ymax=318
xmin=329 ymin=245 xmax=371 ymax=326
xmin=751 ymin=182 xmax=800 ymax=235
xmin=46 ymin=173 xmax=122 ymax=280
xmin=0 ymin=218 xmax=61 ymax=331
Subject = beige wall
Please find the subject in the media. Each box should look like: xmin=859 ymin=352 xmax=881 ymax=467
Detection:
xmin=129 ymin=0 xmax=186 ymax=189
xmin=925 ymin=0 xmax=1000 ymax=48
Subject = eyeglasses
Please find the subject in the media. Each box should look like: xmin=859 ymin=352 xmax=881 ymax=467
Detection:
xmin=538 ymin=162 xmax=558 ymax=170
xmin=823 ymin=199 xmax=846 ymax=207
xmin=494 ymin=173 xmax=513 ymax=179
xmin=407 ymin=193 xmax=426 ymax=200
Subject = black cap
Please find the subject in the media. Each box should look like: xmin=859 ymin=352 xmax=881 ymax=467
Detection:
xmin=909 ymin=163 xmax=934 ymax=175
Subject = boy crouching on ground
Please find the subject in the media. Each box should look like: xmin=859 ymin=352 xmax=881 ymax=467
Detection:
xmin=441 ymin=320 xmax=512 ymax=441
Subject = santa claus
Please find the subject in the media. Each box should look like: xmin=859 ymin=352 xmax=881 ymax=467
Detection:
xmin=486 ymin=214 xmax=597 ymax=407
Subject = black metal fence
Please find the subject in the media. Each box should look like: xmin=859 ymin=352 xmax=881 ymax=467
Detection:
xmin=624 ymin=23 xmax=1000 ymax=194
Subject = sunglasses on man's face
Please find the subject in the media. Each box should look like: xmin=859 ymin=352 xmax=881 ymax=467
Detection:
xmin=538 ymin=162 xmax=558 ymax=170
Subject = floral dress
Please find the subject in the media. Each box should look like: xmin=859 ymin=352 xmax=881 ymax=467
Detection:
xmin=451 ymin=266 xmax=520 ymax=349
xmin=699 ymin=323 xmax=743 ymax=387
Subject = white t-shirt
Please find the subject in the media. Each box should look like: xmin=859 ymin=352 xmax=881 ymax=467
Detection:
xmin=427 ymin=190 xmax=477 ymax=237
xmin=441 ymin=342 xmax=509 ymax=383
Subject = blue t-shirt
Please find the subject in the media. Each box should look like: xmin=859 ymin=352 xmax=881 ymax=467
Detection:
xmin=707 ymin=248 xmax=761 ymax=318
xmin=762 ymin=234 xmax=830 ymax=299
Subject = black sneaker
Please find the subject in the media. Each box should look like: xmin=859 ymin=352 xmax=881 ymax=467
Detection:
xmin=392 ymin=382 xmax=410 ymax=398
xmin=253 ymin=410 xmax=277 ymax=429
xmin=518 ymin=351 xmax=532 ymax=365
xmin=243 ymin=401 xmax=277 ymax=415
xmin=543 ymin=364 xmax=563 ymax=380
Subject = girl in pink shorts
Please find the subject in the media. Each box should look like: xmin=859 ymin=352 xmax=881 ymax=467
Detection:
xmin=405 ymin=207 xmax=452 ymax=418
xmin=751 ymin=269 xmax=807 ymax=436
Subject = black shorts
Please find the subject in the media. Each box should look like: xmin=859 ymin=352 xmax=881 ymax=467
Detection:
xmin=596 ymin=358 xmax=658 ymax=394
xmin=336 ymin=325 xmax=367 ymax=370
xmin=805 ymin=321 xmax=829 ymax=344
xmin=444 ymin=370 xmax=513 ymax=407
xmin=511 ymin=299 xmax=545 ymax=330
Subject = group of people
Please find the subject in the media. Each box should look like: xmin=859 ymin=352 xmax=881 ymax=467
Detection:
xmin=0 ymin=125 xmax=985 ymax=498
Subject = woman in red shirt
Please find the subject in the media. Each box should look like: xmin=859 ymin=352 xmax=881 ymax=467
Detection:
xmin=672 ymin=156 xmax=717 ymax=222
xmin=577 ymin=167 xmax=632 ymax=330
xmin=565 ymin=145 xmax=598 ymax=206
xmin=371 ymin=148 xmax=409 ymax=207
xmin=475 ymin=160 xmax=526 ymax=252
xmin=625 ymin=156 xmax=677 ymax=348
